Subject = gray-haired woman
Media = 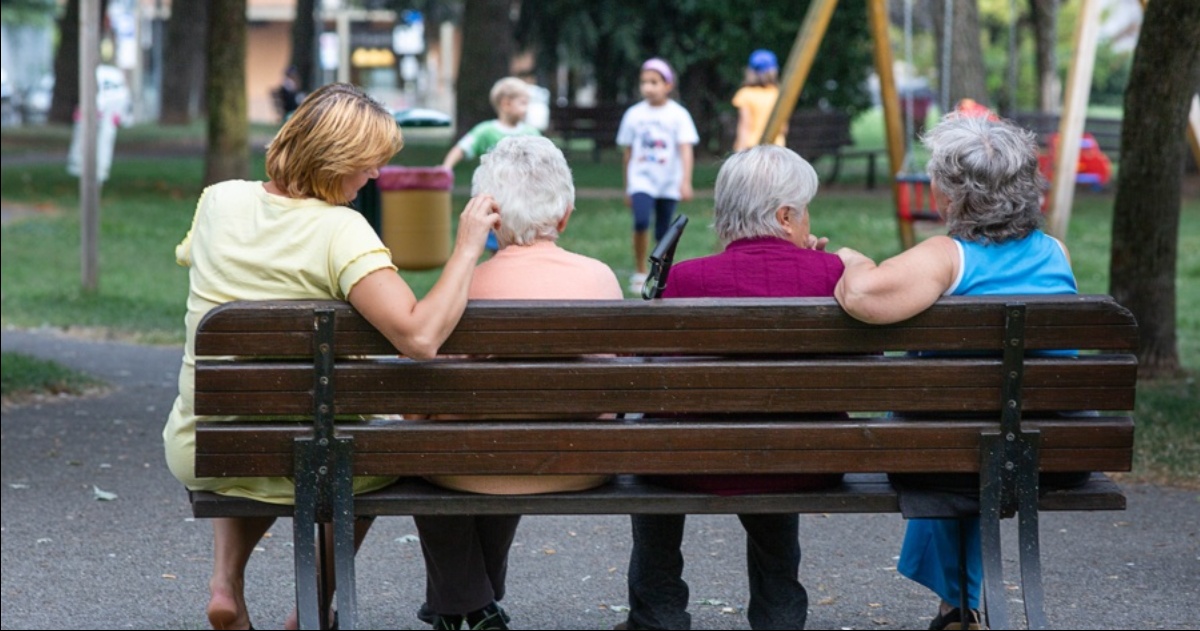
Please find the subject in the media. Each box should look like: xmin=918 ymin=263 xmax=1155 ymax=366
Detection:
xmin=834 ymin=113 xmax=1079 ymax=630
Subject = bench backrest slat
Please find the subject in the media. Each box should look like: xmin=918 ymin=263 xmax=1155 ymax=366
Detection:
xmin=194 ymin=296 xmax=1138 ymax=357
xmin=194 ymin=416 xmax=1133 ymax=477
xmin=194 ymin=356 xmax=1137 ymax=416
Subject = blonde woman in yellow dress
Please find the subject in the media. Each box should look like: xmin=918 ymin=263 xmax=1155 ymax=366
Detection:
xmin=163 ymin=83 xmax=499 ymax=630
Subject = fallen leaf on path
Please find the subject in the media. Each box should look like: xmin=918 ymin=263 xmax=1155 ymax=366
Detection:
xmin=162 ymin=574 xmax=177 ymax=580
xmin=395 ymin=534 xmax=419 ymax=544
xmin=92 ymin=485 xmax=118 ymax=501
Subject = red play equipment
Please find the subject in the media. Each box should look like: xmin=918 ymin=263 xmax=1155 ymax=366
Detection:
xmin=1039 ymin=132 xmax=1113 ymax=191
xmin=894 ymin=99 xmax=999 ymax=232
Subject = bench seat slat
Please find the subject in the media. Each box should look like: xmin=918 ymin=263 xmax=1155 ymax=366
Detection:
xmin=189 ymin=473 xmax=1124 ymax=519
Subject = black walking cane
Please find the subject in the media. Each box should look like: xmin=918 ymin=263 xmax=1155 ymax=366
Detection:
xmin=641 ymin=214 xmax=689 ymax=300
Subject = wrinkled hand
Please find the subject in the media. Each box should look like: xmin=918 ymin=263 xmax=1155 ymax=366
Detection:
xmin=455 ymin=195 xmax=501 ymax=258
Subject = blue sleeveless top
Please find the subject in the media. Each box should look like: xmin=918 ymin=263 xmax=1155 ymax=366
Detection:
xmin=947 ymin=230 xmax=1077 ymax=297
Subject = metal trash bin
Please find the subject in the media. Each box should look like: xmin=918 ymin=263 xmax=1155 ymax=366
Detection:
xmin=376 ymin=166 xmax=454 ymax=271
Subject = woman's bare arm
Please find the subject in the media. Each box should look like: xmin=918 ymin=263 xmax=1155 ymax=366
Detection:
xmin=348 ymin=195 xmax=499 ymax=359
xmin=834 ymin=235 xmax=960 ymax=324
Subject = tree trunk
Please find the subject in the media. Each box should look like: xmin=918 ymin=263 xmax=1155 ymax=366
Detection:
xmin=455 ymin=0 xmax=514 ymax=134
xmin=290 ymin=0 xmax=316 ymax=93
xmin=931 ymin=0 xmax=988 ymax=111
xmin=161 ymin=0 xmax=208 ymax=125
xmin=1109 ymin=0 xmax=1200 ymax=378
xmin=48 ymin=0 xmax=108 ymax=124
xmin=1028 ymin=0 xmax=1060 ymax=113
xmin=204 ymin=0 xmax=249 ymax=186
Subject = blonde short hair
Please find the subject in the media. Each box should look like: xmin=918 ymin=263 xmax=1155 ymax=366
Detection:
xmin=490 ymin=77 xmax=530 ymax=110
xmin=265 ymin=83 xmax=403 ymax=205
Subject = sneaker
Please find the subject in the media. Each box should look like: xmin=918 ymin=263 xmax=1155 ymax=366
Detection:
xmin=628 ymin=272 xmax=648 ymax=294
xmin=465 ymin=602 xmax=509 ymax=630
xmin=928 ymin=607 xmax=985 ymax=630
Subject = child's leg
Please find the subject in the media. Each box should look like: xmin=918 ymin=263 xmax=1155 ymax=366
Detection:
xmin=630 ymin=193 xmax=655 ymax=276
xmin=653 ymin=198 xmax=680 ymax=242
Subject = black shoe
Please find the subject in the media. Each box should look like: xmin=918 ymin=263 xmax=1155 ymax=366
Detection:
xmin=422 ymin=602 xmax=511 ymax=628
xmin=465 ymin=602 xmax=509 ymax=630
xmin=928 ymin=607 xmax=985 ymax=630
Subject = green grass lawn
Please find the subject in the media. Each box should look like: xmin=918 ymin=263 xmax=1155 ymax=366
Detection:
xmin=2 ymin=121 xmax=1196 ymax=485
xmin=0 ymin=352 xmax=104 ymax=400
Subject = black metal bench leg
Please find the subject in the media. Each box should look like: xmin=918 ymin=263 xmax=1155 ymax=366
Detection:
xmin=293 ymin=439 xmax=323 ymax=631
xmin=1016 ymin=435 xmax=1048 ymax=630
xmin=980 ymin=432 xmax=1010 ymax=630
xmin=331 ymin=438 xmax=359 ymax=630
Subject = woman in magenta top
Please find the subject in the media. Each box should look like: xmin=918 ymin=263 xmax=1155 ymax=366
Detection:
xmin=620 ymin=145 xmax=843 ymax=631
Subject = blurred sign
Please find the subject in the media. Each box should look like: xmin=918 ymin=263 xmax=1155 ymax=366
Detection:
xmin=393 ymin=10 xmax=424 ymax=55
xmin=320 ymin=32 xmax=339 ymax=71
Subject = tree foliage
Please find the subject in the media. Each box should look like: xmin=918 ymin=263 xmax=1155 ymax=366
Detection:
xmin=516 ymin=0 xmax=874 ymax=151
xmin=1109 ymin=0 xmax=1200 ymax=377
xmin=0 ymin=0 xmax=57 ymax=25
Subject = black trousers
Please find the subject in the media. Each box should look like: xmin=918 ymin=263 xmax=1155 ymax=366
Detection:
xmin=412 ymin=514 xmax=522 ymax=615
xmin=627 ymin=513 xmax=809 ymax=630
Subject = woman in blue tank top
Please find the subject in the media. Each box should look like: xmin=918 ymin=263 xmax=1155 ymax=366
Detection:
xmin=833 ymin=113 xmax=1077 ymax=630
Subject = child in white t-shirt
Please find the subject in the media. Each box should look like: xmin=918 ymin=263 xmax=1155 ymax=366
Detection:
xmin=616 ymin=58 xmax=699 ymax=294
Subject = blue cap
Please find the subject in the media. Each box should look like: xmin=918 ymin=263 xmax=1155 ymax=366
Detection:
xmin=748 ymin=49 xmax=778 ymax=72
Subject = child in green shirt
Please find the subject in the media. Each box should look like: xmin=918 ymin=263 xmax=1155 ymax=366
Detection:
xmin=442 ymin=77 xmax=541 ymax=252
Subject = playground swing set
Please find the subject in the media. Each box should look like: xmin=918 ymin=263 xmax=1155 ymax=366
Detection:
xmin=757 ymin=0 xmax=1197 ymax=252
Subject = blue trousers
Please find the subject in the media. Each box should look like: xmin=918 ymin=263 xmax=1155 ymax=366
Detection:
xmin=627 ymin=513 xmax=808 ymax=630
xmin=897 ymin=517 xmax=982 ymax=610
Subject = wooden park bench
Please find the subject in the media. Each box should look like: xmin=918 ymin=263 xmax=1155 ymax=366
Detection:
xmin=549 ymin=104 xmax=627 ymax=162
xmin=719 ymin=108 xmax=885 ymax=188
xmin=784 ymin=109 xmax=885 ymax=188
xmin=189 ymin=296 xmax=1136 ymax=630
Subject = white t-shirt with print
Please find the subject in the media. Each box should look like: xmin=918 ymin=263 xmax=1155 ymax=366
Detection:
xmin=616 ymin=99 xmax=700 ymax=199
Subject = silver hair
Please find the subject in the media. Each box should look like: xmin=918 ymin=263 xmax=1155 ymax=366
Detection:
xmin=471 ymin=136 xmax=575 ymax=247
xmin=713 ymin=144 xmax=819 ymax=245
xmin=922 ymin=114 xmax=1045 ymax=243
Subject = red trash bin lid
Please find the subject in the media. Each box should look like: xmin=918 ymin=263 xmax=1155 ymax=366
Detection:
xmin=377 ymin=166 xmax=454 ymax=191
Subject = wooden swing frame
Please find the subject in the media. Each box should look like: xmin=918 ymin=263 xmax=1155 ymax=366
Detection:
xmin=759 ymin=0 xmax=1134 ymax=250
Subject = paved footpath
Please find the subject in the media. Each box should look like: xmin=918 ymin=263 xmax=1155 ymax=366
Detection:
xmin=1 ymin=327 xmax=1197 ymax=630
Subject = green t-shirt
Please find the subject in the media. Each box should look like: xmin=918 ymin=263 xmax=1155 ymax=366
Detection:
xmin=455 ymin=119 xmax=541 ymax=160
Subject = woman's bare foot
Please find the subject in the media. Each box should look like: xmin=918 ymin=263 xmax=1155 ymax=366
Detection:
xmin=207 ymin=581 xmax=250 ymax=630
